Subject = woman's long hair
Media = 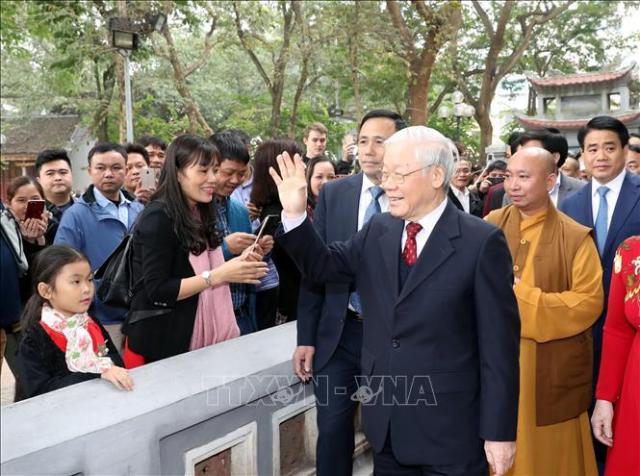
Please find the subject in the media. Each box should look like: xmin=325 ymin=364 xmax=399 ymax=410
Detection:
xmin=305 ymin=156 xmax=337 ymax=206
xmin=20 ymin=245 xmax=89 ymax=332
xmin=250 ymin=139 xmax=303 ymax=208
xmin=152 ymin=134 xmax=222 ymax=255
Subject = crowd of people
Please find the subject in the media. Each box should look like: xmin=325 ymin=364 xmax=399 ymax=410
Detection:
xmin=0 ymin=111 xmax=638 ymax=476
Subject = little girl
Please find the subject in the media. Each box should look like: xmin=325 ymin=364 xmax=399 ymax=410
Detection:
xmin=17 ymin=245 xmax=133 ymax=399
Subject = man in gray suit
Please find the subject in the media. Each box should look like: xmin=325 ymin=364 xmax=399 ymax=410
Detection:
xmin=503 ymin=129 xmax=583 ymax=207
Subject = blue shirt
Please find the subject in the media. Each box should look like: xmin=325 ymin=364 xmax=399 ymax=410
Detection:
xmin=93 ymin=187 xmax=131 ymax=227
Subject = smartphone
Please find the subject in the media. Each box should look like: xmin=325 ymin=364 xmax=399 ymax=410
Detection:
xmin=25 ymin=200 xmax=46 ymax=220
xmin=253 ymin=214 xmax=278 ymax=248
xmin=487 ymin=176 xmax=505 ymax=186
xmin=140 ymin=168 xmax=156 ymax=189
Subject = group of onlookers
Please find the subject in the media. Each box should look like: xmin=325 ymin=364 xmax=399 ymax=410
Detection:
xmin=0 ymin=112 xmax=638 ymax=476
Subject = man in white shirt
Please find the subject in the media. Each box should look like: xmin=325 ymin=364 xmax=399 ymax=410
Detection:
xmin=275 ymin=126 xmax=520 ymax=476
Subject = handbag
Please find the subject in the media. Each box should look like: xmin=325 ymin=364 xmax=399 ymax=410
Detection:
xmin=94 ymin=233 xmax=135 ymax=309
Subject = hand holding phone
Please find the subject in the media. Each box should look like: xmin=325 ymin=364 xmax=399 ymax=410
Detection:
xmin=25 ymin=200 xmax=46 ymax=220
xmin=140 ymin=168 xmax=157 ymax=189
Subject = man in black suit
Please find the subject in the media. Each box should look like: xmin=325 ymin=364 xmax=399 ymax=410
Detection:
xmin=448 ymin=158 xmax=483 ymax=217
xmin=295 ymin=110 xmax=406 ymax=475
xmin=273 ymin=126 xmax=520 ymax=475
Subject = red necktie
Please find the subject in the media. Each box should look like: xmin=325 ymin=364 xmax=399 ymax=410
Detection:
xmin=402 ymin=222 xmax=423 ymax=266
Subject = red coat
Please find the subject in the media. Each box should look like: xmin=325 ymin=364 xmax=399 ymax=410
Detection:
xmin=596 ymin=236 xmax=640 ymax=476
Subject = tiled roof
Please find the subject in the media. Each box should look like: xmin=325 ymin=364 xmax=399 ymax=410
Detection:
xmin=515 ymin=111 xmax=640 ymax=130
xmin=528 ymin=62 xmax=636 ymax=88
xmin=1 ymin=115 xmax=81 ymax=155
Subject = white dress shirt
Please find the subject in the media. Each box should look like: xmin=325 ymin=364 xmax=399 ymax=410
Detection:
xmin=549 ymin=173 xmax=562 ymax=207
xmin=401 ymin=197 xmax=448 ymax=257
xmin=591 ymin=169 xmax=626 ymax=228
xmin=451 ymin=186 xmax=470 ymax=213
xmin=357 ymin=174 xmax=389 ymax=231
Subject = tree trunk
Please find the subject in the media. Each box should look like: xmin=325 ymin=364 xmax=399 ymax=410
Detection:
xmin=271 ymin=81 xmax=285 ymax=136
xmin=407 ymin=56 xmax=435 ymax=126
xmin=288 ymin=58 xmax=309 ymax=138
xmin=115 ymin=0 xmax=127 ymax=143
xmin=477 ymin=112 xmax=493 ymax=162
xmin=161 ymin=24 xmax=213 ymax=136
xmin=348 ymin=2 xmax=363 ymax=122
xmin=92 ymin=62 xmax=115 ymax=141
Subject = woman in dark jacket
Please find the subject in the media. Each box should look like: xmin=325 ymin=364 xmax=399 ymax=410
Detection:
xmin=122 ymin=135 xmax=267 ymax=366
xmin=250 ymin=139 xmax=304 ymax=323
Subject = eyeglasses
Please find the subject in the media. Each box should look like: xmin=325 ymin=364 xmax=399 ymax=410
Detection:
xmin=381 ymin=166 xmax=431 ymax=185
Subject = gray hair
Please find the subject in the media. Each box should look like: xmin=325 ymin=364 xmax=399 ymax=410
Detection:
xmin=385 ymin=126 xmax=456 ymax=188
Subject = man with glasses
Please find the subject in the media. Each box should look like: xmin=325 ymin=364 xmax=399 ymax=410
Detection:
xmin=55 ymin=143 xmax=143 ymax=349
xmin=294 ymin=110 xmax=407 ymax=475
xmin=281 ymin=126 xmax=520 ymax=476
xmin=449 ymin=159 xmax=483 ymax=217
xmin=209 ymin=131 xmax=273 ymax=335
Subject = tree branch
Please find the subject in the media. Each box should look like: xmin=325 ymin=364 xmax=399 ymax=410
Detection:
xmin=471 ymin=0 xmax=494 ymax=40
xmin=232 ymin=2 xmax=273 ymax=92
xmin=183 ymin=14 xmax=217 ymax=78
xmin=386 ymin=0 xmax=416 ymax=61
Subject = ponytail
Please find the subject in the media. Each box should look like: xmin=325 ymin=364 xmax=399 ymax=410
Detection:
xmin=20 ymin=294 xmax=47 ymax=332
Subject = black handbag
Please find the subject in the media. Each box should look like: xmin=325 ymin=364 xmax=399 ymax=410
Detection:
xmin=94 ymin=233 xmax=135 ymax=309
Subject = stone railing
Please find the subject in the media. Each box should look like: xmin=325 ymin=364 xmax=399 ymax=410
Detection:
xmin=0 ymin=322 xmax=372 ymax=475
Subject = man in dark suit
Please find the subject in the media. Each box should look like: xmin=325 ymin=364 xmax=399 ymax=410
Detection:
xmin=295 ymin=110 xmax=406 ymax=475
xmin=274 ymin=127 xmax=521 ymax=475
xmin=448 ymin=158 xmax=483 ymax=217
xmin=560 ymin=115 xmax=640 ymax=471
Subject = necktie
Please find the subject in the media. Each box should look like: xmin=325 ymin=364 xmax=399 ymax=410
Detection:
xmin=402 ymin=222 xmax=423 ymax=266
xmin=349 ymin=186 xmax=385 ymax=315
xmin=594 ymin=186 xmax=609 ymax=255
xmin=363 ymin=186 xmax=384 ymax=224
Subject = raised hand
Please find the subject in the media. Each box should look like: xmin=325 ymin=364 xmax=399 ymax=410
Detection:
xmin=268 ymin=151 xmax=307 ymax=218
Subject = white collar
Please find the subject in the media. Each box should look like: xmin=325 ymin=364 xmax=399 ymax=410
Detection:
xmin=93 ymin=187 xmax=129 ymax=208
xmin=361 ymin=173 xmax=381 ymax=194
xmin=591 ymin=168 xmax=626 ymax=197
xmin=406 ymin=195 xmax=448 ymax=231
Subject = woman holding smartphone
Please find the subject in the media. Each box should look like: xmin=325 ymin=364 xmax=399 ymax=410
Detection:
xmin=122 ymin=134 xmax=268 ymax=367
xmin=3 ymin=176 xmax=51 ymax=389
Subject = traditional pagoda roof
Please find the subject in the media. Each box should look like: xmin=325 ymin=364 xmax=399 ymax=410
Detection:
xmin=515 ymin=111 xmax=640 ymax=130
xmin=527 ymin=62 xmax=636 ymax=89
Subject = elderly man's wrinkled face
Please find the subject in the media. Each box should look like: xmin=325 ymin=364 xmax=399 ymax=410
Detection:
xmin=504 ymin=148 xmax=556 ymax=215
xmin=382 ymin=141 xmax=446 ymax=222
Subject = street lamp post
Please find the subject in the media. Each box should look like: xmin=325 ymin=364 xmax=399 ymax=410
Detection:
xmin=438 ymin=91 xmax=475 ymax=142
xmin=108 ymin=14 xmax=166 ymax=142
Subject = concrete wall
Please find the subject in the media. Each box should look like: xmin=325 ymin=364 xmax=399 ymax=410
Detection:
xmin=0 ymin=323 xmax=372 ymax=475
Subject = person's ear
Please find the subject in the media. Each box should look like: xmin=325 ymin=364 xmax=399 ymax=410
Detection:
xmin=37 ymin=282 xmax=53 ymax=300
xmin=431 ymin=166 xmax=445 ymax=189
xmin=546 ymin=172 xmax=557 ymax=192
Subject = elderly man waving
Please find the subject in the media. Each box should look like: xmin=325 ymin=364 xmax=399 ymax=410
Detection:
xmin=271 ymin=126 xmax=521 ymax=476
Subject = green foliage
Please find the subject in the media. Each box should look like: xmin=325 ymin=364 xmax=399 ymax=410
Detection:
xmin=1 ymin=0 xmax=636 ymax=151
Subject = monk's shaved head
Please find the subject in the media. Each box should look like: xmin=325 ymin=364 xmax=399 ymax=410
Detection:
xmin=504 ymin=146 xmax=557 ymax=216
xmin=511 ymin=147 xmax=556 ymax=174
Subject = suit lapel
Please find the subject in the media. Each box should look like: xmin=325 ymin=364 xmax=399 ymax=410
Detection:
xmin=604 ymin=173 xmax=640 ymax=257
xmin=378 ymin=218 xmax=403 ymax=309
xmin=397 ymin=203 xmax=460 ymax=304
xmin=578 ymin=182 xmax=594 ymax=227
xmin=345 ymin=174 xmax=363 ymax=235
